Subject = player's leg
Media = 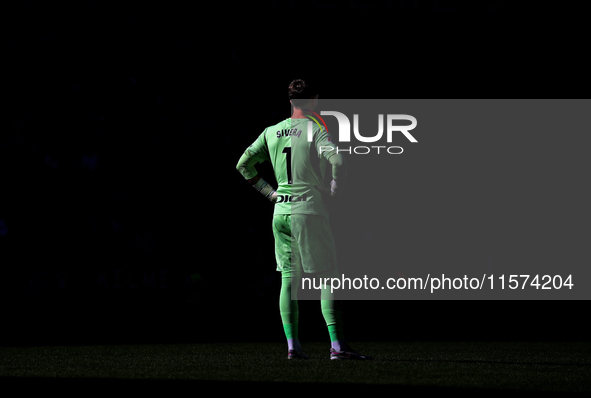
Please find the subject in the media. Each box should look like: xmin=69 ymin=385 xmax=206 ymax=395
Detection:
xmin=317 ymin=270 xmax=371 ymax=359
xmin=316 ymin=269 xmax=372 ymax=359
xmin=317 ymin=267 xmax=346 ymax=350
xmin=280 ymin=267 xmax=308 ymax=358
xmin=292 ymin=215 xmax=344 ymax=347
xmin=273 ymin=214 xmax=308 ymax=359
xmin=295 ymin=214 xmax=372 ymax=360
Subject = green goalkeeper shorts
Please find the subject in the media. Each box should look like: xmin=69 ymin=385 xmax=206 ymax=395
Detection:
xmin=272 ymin=214 xmax=337 ymax=274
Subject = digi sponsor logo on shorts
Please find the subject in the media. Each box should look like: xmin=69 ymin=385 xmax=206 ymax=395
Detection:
xmin=276 ymin=193 xmax=307 ymax=203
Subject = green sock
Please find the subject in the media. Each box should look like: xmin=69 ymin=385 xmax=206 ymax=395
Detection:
xmin=280 ymin=269 xmax=300 ymax=343
xmin=283 ymin=319 xmax=299 ymax=340
xmin=323 ymin=308 xmax=345 ymax=341
xmin=327 ymin=324 xmax=339 ymax=342
xmin=319 ymin=269 xmax=345 ymax=343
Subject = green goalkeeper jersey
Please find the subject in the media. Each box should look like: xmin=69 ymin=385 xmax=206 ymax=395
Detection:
xmin=239 ymin=117 xmax=340 ymax=219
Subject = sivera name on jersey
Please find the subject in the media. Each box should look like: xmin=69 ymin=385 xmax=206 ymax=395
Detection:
xmin=276 ymin=129 xmax=302 ymax=138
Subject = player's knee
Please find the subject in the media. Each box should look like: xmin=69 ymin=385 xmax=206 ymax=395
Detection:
xmin=316 ymin=268 xmax=339 ymax=280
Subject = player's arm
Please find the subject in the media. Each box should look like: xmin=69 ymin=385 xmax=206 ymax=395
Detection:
xmin=315 ymin=128 xmax=347 ymax=196
xmin=327 ymin=151 xmax=346 ymax=196
xmin=236 ymin=134 xmax=277 ymax=203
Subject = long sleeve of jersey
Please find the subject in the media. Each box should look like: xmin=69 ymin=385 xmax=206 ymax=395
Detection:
xmin=313 ymin=124 xmax=346 ymax=182
xmin=328 ymin=151 xmax=345 ymax=181
xmin=236 ymin=149 xmax=259 ymax=180
xmin=236 ymin=132 xmax=270 ymax=180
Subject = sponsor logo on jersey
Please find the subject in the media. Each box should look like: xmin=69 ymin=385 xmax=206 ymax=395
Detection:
xmin=276 ymin=129 xmax=302 ymax=138
xmin=275 ymin=193 xmax=308 ymax=203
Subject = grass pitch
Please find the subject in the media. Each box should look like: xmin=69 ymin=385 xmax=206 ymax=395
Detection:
xmin=1 ymin=341 xmax=590 ymax=395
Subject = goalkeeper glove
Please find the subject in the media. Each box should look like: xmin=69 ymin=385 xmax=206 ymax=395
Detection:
xmin=330 ymin=178 xmax=339 ymax=196
xmin=252 ymin=177 xmax=277 ymax=203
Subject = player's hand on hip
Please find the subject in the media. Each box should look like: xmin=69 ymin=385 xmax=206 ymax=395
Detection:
xmin=251 ymin=177 xmax=278 ymax=203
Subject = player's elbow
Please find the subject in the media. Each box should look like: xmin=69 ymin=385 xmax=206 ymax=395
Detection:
xmin=236 ymin=162 xmax=244 ymax=177
xmin=236 ymin=155 xmax=249 ymax=175
xmin=330 ymin=153 xmax=344 ymax=168
xmin=236 ymin=158 xmax=258 ymax=182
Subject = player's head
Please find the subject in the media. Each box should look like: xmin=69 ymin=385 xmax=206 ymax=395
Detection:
xmin=289 ymin=79 xmax=319 ymax=110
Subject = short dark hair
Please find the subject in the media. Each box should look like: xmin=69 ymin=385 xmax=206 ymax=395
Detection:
xmin=288 ymin=79 xmax=318 ymax=108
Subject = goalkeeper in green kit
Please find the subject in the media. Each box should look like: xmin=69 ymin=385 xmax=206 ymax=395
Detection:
xmin=236 ymin=79 xmax=372 ymax=360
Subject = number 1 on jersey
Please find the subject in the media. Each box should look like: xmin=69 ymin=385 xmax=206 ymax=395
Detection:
xmin=282 ymin=147 xmax=292 ymax=184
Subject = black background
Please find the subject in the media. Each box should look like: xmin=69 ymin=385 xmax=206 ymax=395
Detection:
xmin=2 ymin=1 xmax=588 ymax=346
